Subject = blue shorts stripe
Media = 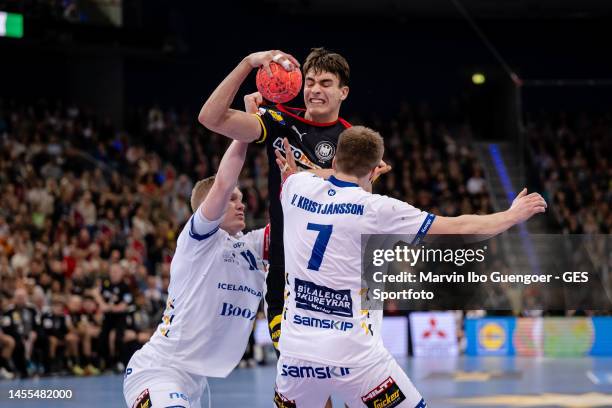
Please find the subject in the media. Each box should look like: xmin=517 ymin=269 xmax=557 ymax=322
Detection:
xmin=415 ymin=398 xmax=427 ymax=408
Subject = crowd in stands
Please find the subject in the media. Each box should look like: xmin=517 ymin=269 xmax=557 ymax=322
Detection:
xmin=0 ymin=98 xmax=493 ymax=379
xmin=528 ymin=112 xmax=611 ymax=234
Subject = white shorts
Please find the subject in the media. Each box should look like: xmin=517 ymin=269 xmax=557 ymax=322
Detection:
xmin=274 ymin=353 xmax=426 ymax=408
xmin=123 ymin=348 xmax=208 ymax=408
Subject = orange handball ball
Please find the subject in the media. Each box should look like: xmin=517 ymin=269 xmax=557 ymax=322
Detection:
xmin=256 ymin=62 xmax=303 ymax=104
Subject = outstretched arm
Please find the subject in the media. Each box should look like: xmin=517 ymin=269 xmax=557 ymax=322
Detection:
xmin=428 ymin=188 xmax=547 ymax=236
xmin=198 ymin=50 xmax=299 ymax=142
xmin=201 ymin=141 xmax=249 ymax=221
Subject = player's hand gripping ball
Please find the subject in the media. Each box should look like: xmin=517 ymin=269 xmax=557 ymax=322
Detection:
xmin=256 ymin=61 xmax=302 ymax=104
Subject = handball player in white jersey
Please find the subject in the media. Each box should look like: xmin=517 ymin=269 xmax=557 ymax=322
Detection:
xmin=123 ymin=139 xmax=269 ymax=408
xmin=274 ymin=127 xmax=547 ymax=407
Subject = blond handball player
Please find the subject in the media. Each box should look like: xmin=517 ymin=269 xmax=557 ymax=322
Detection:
xmin=273 ymin=127 xmax=546 ymax=408
xmin=123 ymin=138 xmax=268 ymax=408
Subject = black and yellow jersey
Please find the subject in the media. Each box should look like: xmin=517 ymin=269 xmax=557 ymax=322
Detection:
xmin=253 ymin=104 xmax=351 ymax=326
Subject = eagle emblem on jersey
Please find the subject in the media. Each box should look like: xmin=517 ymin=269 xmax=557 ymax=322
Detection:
xmin=267 ymin=109 xmax=286 ymax=125
xmin=315 ymin=141 xmax=335 ymax=162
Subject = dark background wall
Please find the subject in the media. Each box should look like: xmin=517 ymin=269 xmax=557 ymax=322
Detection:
xmin=1 ymin=1 xmax=612 ymax=130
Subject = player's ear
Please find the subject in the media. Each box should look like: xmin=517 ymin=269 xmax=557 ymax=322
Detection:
xmin=339 ymin=86 xmax=349 ymax=101
xmin=332 ymin=157 xmax=337 ymax=171
xmin=367 ymin=168 xmax=376 ymax=181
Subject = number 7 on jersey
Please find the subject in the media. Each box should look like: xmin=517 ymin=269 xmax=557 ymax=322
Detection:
xmin=306 ymin=223 xmax=333 ymax=271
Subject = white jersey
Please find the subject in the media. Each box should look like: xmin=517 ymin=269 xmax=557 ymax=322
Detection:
xmin=141 ymin=210 xmax=268 ymax=378
xmin=279 ymin=172 xmax=435 ymax=367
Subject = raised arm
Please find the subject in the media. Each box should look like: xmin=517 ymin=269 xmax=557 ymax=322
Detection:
xmin=201 ymin=141 xmax=249 ymax=221
xmin=428 ymin=188 xmax=546 ymax=236
xmin=198 ymin=50 xmax=299 ymax=142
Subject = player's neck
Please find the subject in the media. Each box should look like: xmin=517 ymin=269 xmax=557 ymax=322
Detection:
xmin=304 ymin=109 xmax=339 ymax=124
xmin=220 ymin=226 xmax=242 ymax=237
xmin=333 ymin=172 xmax=369 ymax=190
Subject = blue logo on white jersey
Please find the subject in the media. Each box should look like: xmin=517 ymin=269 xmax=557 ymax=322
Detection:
xmin=290 ymin=194 xmax=364 ymax=215
xmin=217 ymin=282 xmax=262 ymax=298
xmin=328 ymin=189 xmax=336 ymax=196
xmin=219 ymin=302 xmax=256 ymax=321
xmin=294 ymin=278 xmax=353 ymax=317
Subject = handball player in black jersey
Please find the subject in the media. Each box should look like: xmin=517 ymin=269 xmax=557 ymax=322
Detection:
xmin=198 ymin=48 xmax=390 ymax=356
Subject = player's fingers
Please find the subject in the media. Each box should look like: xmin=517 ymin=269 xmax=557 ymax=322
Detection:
xmin=275 ymin=158 xmax=285 ymax=171
xmin=272 ymin=52 xmax=294 ymax=71
xmin=516 ymin=187 xmax=527 ymax=199
xmin=284 ymin=53 xmax=300 ymax=69
xmin=529 ymin=194 xmax=544 ymax=202
xmin=274 ymin=148 xmax=286 ymax=163
xmin=262 ymin=61 xmax=273 ymax=77
xmin=283 ymin=138 xmax=297 ymax=167
xmin=533 ymin=206 xmax=546 ymax=214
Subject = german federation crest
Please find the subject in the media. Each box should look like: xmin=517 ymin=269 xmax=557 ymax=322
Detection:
xmin=315 ymin=141 xmax=335 ymax=162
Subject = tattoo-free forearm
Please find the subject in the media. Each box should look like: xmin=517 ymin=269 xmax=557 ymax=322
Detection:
xmin=202 ymin=141 xmax=249 ymax=220
xmin=429 ymin=210 xmax=519 ymax=236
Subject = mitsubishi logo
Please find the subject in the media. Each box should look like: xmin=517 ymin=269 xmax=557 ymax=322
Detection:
xmin=422 ymin=317 xmax=446 ymax=339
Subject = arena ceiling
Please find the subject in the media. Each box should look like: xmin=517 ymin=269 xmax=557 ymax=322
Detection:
xmin=258 ymin=0 xmax=612 ymax=18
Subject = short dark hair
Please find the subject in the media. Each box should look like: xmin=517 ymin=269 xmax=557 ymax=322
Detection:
xmin=190 ymin=176 xmax=216 ymax=212
xmin=303 ymin=47 xmax=350 ymax=87
xmin=335 ymin=126 xmax=384 ymax=177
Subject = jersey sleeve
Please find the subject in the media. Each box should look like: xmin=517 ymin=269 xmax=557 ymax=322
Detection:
xmin=372 ymin=196 xmax=436 ymax=245
xmin=191 ymin=206 xmax=222 ymax=237
xmin=252 ymin=106 xmax=285 ymax=145
xmin=175 ymin=209 xmax=224 ymax=257
xmin=242 ymin=224 xmax=270 ymax=263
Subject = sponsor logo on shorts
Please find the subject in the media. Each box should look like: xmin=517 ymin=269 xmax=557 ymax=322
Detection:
xmin=220 ymin=302 xmax=257 ymax=321
xmin=281 ymin=364 xmax=351 ymax=379
xmin=293 ymin=313 xmax=353 ymax=332
xmin=132 ymin=388 xmax=152 ymax=408
xmin=294 ymin=278 xmax=353 ymax=317
xmin=274 ymin=390 xmax=297 ymax=408
xmin=361 ymin=377 xmax=407 ymax=408
xmin=169 ymin=391 xmax=190 ymax=401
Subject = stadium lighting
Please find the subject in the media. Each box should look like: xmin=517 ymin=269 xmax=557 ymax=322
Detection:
xmin=0 ymin=11 xmax=23 ymax=38
xmin=472 ymin=73 xmax=486 ymax=85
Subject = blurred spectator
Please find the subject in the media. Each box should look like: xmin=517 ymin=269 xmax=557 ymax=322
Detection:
xmin=97 ymin=263 xmax=133 ymax=372
xmin=2 ymin=288 xmax=39 ymax=378
xmin=528 ymin=112 xmax=611 ymax=234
